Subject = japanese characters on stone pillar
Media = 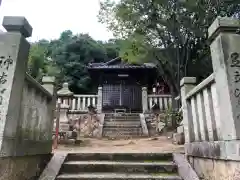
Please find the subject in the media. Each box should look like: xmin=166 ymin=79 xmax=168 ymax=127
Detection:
xmin=0 ymin=16 xmax=32 ymax=155
xmin=180 ymin=77 xmax=196 ymax=143
xmin=142 ymin=87 xmax=148 ymax=113
xmin=97 ymin=86 xmax=103 ymax=113
xmin=208 ymin=17 xmax=240 ymax=140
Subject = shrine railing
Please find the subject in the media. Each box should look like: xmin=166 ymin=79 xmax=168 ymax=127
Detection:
xmin=147 ymin=94 xmax=172 ymax=111
xmin=181 ymin=73 xmax=221 ymax=143
xmin=71 ymin=94 xmax=98 ymax=112
xmin=57 ymin=94 xmax=98 ymax=112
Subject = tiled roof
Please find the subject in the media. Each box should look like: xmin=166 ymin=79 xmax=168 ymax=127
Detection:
xmin=88 ymin=57 xmax=156 ymax=69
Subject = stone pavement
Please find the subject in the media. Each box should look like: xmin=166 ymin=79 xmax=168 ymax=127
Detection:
xmin=53 ymin=136 xmax=184 ymax=153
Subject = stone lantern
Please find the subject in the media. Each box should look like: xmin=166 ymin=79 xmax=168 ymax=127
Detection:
xmin=57 ymin=82 xmax=74 ymax=108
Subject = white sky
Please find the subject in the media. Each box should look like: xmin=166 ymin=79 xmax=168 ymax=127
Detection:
xmin=0 ymin=0 xmax=115 ymax=42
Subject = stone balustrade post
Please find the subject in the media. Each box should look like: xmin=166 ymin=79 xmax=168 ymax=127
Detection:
xmin=42 ymin=76 xmax=57 ymax=139
xmin=0 ymin=16 xmax=32 ymax=156
xmin=42 ymin=76 xmax=56 ymax=95
xmin=180 ymin=77 xmax=196 ymax=143
xmin=57 ymin=82 xmax=74 ymax=108
xmin=209 ymin=17 xmax=240 ymax=141
xmin=97 ymin=86 xmax=103 ymax=113
xmin=142 ymin=87 xmax=148 ymax=113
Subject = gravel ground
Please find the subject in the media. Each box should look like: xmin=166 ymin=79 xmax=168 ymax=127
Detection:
xmin=53 ymin=136 xmax=184 ymax=154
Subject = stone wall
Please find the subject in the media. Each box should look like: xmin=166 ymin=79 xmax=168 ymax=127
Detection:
xmin=144 ymin=113 xmax=175 ymax=136
xmin=0 ymin=154 xmax=52 ymax=180
xmin=15 ymin=75 xmax=54 ymax=155
xmin=189 ymin=157 xmax=240 ymax=180
xmin=68 ymin=113 xmax=104 ymax=138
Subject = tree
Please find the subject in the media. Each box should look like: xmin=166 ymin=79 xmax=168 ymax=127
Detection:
xmin=99 ymin=0 xmax=240 ymax=95
xmin=29 ymin=30 xmax=121 ymax=93
xmin=28 ymin=43 xmax=46 ymax=80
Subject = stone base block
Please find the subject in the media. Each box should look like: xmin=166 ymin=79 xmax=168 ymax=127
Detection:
xmin=59 ymin=123 xmax=70 ymax=132
xmin=0 ymin=154 xmax=51 ymax=180
xmin=188 ymin=156 xmax=240 ymax=180
xmin=177 ymin=125 xmax=184 ymax=134
xmin=173 ymin=133 xmax=185 ymax=145
xmin=185 ymin=140 xmax=240 ymax=161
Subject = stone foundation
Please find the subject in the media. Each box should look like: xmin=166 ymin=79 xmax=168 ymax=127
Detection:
xmin=68 ymin=113 xmax=104 ymax=138
xmin=188 ymin=156 xmax=240 ymax=180
xmin=0 ymin=154 xmax=52 ymax=180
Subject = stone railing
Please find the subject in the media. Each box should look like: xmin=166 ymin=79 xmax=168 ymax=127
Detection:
xmin=18 ymin=74 xmax=55 ymax=155
xmin=57 ymin=83 xmax=99 ymax=113
xmin=181 ymin=74 xmax=221 ymax=143
xmin=180 ymin=17 xmax=240 ymax=180
xmin=147 ymin=94 xmax=172 ymax=111
xmin=70 ymin=94 xmax=98 ymax=112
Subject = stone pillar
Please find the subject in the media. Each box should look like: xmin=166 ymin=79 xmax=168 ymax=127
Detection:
xmin=59 ymin=104 xmax=70 ymax=134
xmin=42 ymin=76 xmax=57 ymax=141
xmin=57 ymin=82 xmax=73 ymax=108
xmin=209 ymin=17 xmax=240 ymax=140
xmin=97 ymin=86 xmax=103 ymax=113
xmin=0 ymin=16 xmax=32 ymax=155
xmin=42 ymin=76 xmax=56 ymax=95
xmin=180 ymin=77 xmax=196 ymax=143
xmin=142 ymin=87 xmax=148 ymax=113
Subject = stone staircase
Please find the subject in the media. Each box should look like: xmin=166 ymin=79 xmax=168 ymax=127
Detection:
xmin=102 ymin=113 xmax=143 ymax=138
xmin=56 ymin=153 xmax=182 ymax=180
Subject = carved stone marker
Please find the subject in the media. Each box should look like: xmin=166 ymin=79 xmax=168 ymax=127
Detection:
xmin=209 ymin=17 xmax=240 ymax=140
xmin=0 ymin=16 xmax=32 ymax=156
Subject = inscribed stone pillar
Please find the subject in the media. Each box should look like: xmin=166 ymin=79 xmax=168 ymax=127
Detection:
xmin=142 ymin=87 xmax=148 ymax=113
xmin=208 ymin=17 xmax=240 ymax=140
xmin=180 ymin=77 xmax=196 ymax=143
xmin=97 ymin=87 xmax=103 ymax=113
xmin=0 ymin=16 xmax=32 ymax=156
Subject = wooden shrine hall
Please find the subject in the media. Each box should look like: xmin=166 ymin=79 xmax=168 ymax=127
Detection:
xmin=87 ymin=57 xmax=170 ymax=113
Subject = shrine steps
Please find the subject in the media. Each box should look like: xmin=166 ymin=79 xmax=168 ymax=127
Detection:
xmin=56 ymin=153 xmax=182 ymax=180
xmin=102 ymin=113 xmax=143 ymax=138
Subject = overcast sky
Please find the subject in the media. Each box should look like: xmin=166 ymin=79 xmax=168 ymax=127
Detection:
xmin=0 ymin=0 xmax=115 ymax=42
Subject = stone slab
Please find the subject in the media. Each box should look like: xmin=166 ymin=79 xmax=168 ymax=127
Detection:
xmin=173 ymin=153 xmax=199 ymax=180
xmin=185 ymin=140 xmax=240 ymax=161
xmin=39 ymin=152 xmax=68 ymax=180
xmin=180 ymin=77 xmax=196 ymax=87
xmin=2 ymin=16 xmax=32 ymax=37
xmin=56 ymin=172 xmax=182 ymax=180
xmin=208 ymin=16 xmax=240 ymax=42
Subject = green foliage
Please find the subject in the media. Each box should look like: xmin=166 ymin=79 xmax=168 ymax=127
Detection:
xmin=99 ymin=0 xmax=240 ymax=94
xmin=28 ymin=30 xmax=120 ymax=93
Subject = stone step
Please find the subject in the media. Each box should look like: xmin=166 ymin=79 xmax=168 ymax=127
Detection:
xmin=61 ymin=161 xmax=178 ymax=174
xmin=56 ymin=173 xmax=182 ymax=180
xmin=104 ymin=119 xmax=140 ymax=123
xmin=104 ymin=123 xmax=141 ymax=128
xmin=104 ymin=116 xmax=140 ymax=121
xmin=105 ymin=113 xmax=140 ymax=117
xmin=65 ymin=153 xmax=174 ymax=162
xmin=104 ymin=121 xmax=141 ymax=125
xmin=102 ymin=127 xmax=142 ymax=136
xmin=102 ymin=132 xmax=142 ymax=138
